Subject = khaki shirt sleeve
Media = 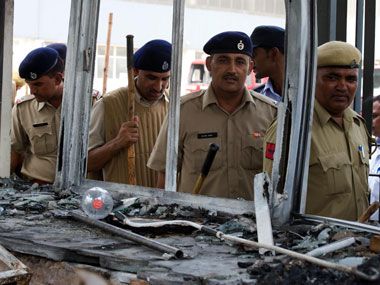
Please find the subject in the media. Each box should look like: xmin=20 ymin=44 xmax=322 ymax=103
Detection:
xmin=11 ymin=104 xmax=28 ymax=154
xmin=263 ymin=119 xmax=277 ymax=178
xmin=88 ymin=99 xmax=105 ymax=151
xmin=147 ymin=115 xmax=169 ymax=172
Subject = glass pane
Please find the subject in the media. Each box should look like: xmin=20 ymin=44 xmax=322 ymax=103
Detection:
xmin=97 ymin=56 xmax=105 ymax=78
xmin=116 ymin=46 xmax=126 ymax=57
xmin=116 ymin=57 xmax=127 ymax=79
xmin=98 ymin=46 xmax=105 ymax=56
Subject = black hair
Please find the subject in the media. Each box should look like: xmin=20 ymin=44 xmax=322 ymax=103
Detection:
xmin=46 ymin=57 xmax=65 ymax=78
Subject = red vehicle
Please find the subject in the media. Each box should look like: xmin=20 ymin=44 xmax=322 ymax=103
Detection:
xmin=185 ymin=59 xmax=267 ymax=93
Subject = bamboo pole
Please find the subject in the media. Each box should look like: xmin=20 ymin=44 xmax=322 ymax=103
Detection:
xmin=126 ymin=35 xmax=136 ymax=185
xmin=102 ymin=13 xmax=113 ymax=95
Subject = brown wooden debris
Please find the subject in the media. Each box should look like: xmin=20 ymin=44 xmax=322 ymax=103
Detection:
xmin=370 ymin=235 xmax=380 ymax=253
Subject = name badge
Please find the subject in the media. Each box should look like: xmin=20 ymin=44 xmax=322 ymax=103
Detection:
xmin=197 ymin=132 xmax=217 ymax=139
xmin=33 ymin=122 xmax=48 ymax=128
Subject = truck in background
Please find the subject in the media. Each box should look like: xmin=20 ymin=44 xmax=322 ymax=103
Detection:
xmin=185 ymin=59 xmax=267 ymax=94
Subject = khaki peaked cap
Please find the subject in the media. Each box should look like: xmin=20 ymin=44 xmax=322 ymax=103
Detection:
xmin=317 ymin=41 xmax=361 ymax=68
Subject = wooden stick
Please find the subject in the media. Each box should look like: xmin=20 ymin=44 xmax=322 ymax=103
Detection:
xmin=126 ymin=35 xmax=136 ymax=185
xmin=357 ymin=201 xmax=380 ymax=223
xmin=102 ymin=13 xmax=113 ymax=95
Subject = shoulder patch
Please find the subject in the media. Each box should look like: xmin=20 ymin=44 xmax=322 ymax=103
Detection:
xmin=180 ymin=90 xmax=205 ymax=105
xmin=16 ymin=95 xmax=35 ymax=105
xmin=92 ymin=89 xmax=102 ymax=100
xmin=249 ymin=90 xmax=278 ymax=107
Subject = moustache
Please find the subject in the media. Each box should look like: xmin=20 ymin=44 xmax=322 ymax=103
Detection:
xmin=223 ymin=73 xmax=238 ymax=81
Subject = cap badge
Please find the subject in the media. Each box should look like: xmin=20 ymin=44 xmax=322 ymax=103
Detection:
xmin=237 ymin=40 xmax=244 ymax=50
xmin=350 ymin=59 xmax=358 ymax=68
xmin=30 ymin=72 xmax=37 ymax=80
xmin=162 ymin=61 xmax=169 ymax=71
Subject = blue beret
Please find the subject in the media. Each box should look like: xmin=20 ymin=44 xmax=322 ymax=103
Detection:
xmin=47 ymin=43 xmax=67 ymax=61
xmin=19 ymin=47 xmax=59 ymax=81
xmin=134 ymin=40 xmax=172 ymax=73
xmin=203 ymin=31 xmax=253 ymax=56
xmin=250 ymin=25 xmax=285 ymax=50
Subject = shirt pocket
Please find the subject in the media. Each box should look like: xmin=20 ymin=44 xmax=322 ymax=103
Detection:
xmin=358 ymin=146 xmax=370 ymax=181
xmin=29 ymin=124 xmax=57 ymax=155
xmin=189 ymin=137 xmax=222 ymax=174
xmin=318 ymin=152 xmax=352 ymax=195
xmin=240 ymin=134 xmax=263 ymax=170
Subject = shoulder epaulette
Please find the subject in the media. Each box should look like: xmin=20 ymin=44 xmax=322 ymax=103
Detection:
xmin=180 ymin=90 xmax=205 ymax=105
xmin=16 ymin=95 xmax=35 ymax=105
xmin=249 ymin=89 xmax=278 ymax=107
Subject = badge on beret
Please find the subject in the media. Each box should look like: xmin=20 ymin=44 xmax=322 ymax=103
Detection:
xmin=350 ymin=59 xmax=358 ymax=68
xmin=162 ymin=61 xmax=169 ymax=71
xmin=30 ymin=72 xmax=37 ymax=80
xmin=237 ymin=40 xmax=244 ymax=51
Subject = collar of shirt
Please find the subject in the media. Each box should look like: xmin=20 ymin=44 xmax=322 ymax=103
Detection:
xmin=314 ymin=99 xmax=356 ymax=128
xmin=262 ymin=78 xmax=282 ymax=102
xmin=134 ymin=86 xmax=166 ymax=107
xmin=37 ymin=100 xmax=58 ymax=112
xmin=201 ymin=85 xmax=254 ymax=111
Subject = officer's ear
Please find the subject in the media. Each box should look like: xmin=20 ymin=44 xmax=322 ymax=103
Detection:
xmin=54 ymin=72 xmax=64 ymax=85
xmin=205 ymin=56 xmax=212 ymax=72
xmin=247 ymin=58 xmax=254 ymax=75
xmin=133 ymin=68 xmax=139 ymax=77
xmin=269 ymin=47 xmax=281 ymax=60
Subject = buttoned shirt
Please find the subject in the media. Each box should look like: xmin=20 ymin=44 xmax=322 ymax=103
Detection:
xmin=148 ymin=86 xmax=277 ymax=200
xmin=11 ymin=95 xmax=61 ymax=183
xmin=263 ymin=100 xmax=370 ymax=220
xmin=369 ymin=137 xmax=380 ymax=220
xmin=254 ymin=78 xmax=282 ymax=102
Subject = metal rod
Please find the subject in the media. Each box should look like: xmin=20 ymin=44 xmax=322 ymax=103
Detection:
xmin=218 ymin=232 xmax=379 ymax=281
xmin=298 ymin=213 xmax=380 ymax=234
xmin=306 ymin=237 xmax=356 ymax=257
xmin=70 ymin=211 xmax=184 ymax=258
xmin=165 ymin=0 xmax=185 ymax=192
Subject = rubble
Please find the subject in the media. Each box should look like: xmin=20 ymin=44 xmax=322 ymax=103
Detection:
xmin=1 ymin=177 xmax=380 ymax=284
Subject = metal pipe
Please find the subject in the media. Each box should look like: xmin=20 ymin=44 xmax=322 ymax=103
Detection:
xmin=165 ymin=0 xmax=185 ymax=192
xmin=70 ymin=211 xmax=184 ymax=258
xmin=218 ymin=232 xmax=379 ymax=281
xmin=306 ymin=237 xmax=356 ymax=257
xmin=298 ymin=213 xmax=380 ymax=235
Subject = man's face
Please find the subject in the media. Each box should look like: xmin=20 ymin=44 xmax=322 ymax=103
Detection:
xmin=372 ymin=101 xmax=380 ymax=137
xmin=315 ymin=67 xmax=359 ymax=116
xmin=252 ymin=47 xmax=272 ymax=79
xmin=26 ymin=73 xmax=63 ymax=102
xmin=135 ymin=69 xmax=170 ymax=104
xmin=206 ymin=53 xmax=253 ymax=94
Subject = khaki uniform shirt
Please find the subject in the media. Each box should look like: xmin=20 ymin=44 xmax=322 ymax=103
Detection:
xmin=11 ymin=95 xmax=61 ymax=183
xmin=263 ymin=100 xmax=370 ymax=220
xmin=148 ymin=86 xmax=277 ymax=200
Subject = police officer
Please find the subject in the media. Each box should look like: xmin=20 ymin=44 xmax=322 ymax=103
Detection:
xmin=263 ymin=41 xmax=371 ymax=220
xmin=47 ymin=43 xmax=102 ymax=104
xmin=250 ymin=25 xmax=285 ymax=102
xmin=148 ymin=31 xmax=277 ymax=200
xmin=10 ymin=47 xmax=64 ymax=184
xmin=87 ymin=39 xmax=171 ymax=187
